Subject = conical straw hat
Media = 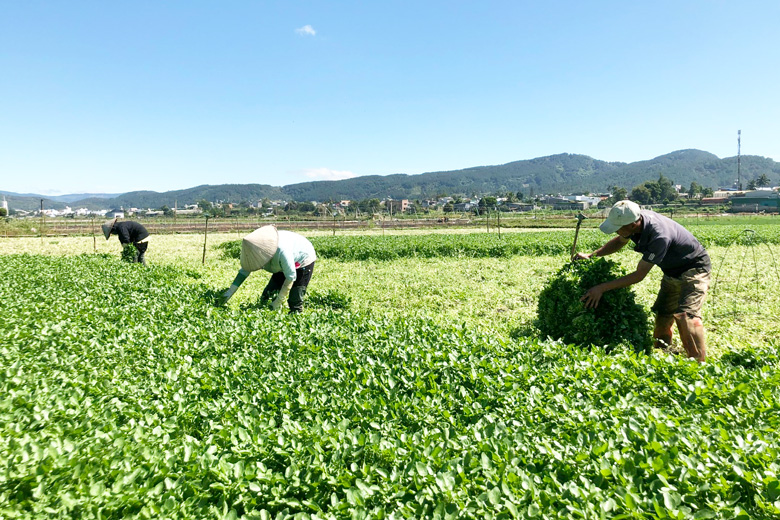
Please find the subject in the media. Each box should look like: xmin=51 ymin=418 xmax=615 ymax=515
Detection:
xmin=101 ymin=218 xmax=116 ymax=240
xmin=240 ymin=225 xmax=279 ymax=272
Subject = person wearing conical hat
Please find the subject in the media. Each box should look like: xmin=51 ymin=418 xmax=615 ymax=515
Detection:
xmin=221 ymin=225 xmax=316 ymax=313
xmin=102 ymin=218 xmax=150 ymax=265
xmin=574 ymin=200 xmax=711 ymax=362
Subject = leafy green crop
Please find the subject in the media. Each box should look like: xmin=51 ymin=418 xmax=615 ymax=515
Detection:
xmin=1 ymin=254 xmax=779 ymax=519
xmin=121 ymin=243 xmax=139 ymax=262
xmin=306 ymin=288 xmax=353 ymax=310
xmin=537 ymin=258 xmax=653 ymax=352
xmin=215 ymin=232 xmax=608 ymax=262
xmin=215 ymin=225 xmax=780 ymax=263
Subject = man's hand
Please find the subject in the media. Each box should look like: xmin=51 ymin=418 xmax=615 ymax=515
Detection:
xmin=572 ymin=252 xmax=592 ymax=261
xmin=271 ymin=297 xmax=283 ymax=311
xmin=581 ymin=284 xmax=605 ymax=309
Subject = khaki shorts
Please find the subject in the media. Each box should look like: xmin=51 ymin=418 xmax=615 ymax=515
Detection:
xmin=651 ymin=267 xmax=711 ymax=319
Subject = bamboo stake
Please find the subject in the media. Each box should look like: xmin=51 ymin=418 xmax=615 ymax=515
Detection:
xmin=91 ymin=217 xmax=96 ymax=252
xmin=202 ymin=215 xmax=210 ymax=264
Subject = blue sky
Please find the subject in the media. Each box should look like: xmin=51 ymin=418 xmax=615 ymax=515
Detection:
xmin=2 ymin=0 xmax=778 ymax=195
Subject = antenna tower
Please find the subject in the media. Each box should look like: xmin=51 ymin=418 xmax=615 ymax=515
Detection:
xmin=737 ymin=130 xmax=742 ymax=191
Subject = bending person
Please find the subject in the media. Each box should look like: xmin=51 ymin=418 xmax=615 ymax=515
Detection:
xmin=221 ymin=225 xmax=316 ymax=313
xmin=102 ymin=218 xmax=150 ymax=264
xmin=574 ymin=200 xmax=711 ymax=362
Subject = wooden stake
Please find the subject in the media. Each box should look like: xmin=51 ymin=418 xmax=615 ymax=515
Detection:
xmin=202 ymin=215 xmax=209 ymax=264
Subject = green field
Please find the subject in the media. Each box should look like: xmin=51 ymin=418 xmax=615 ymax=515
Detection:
xmin=1 ymin=227 xmax=779 ymax=519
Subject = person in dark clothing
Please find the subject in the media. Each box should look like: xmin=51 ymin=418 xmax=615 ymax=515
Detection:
xmin=574 ymin=200 xmax=711 ymax=362
xmin=102 ymin=218 xmax=150 ymax=264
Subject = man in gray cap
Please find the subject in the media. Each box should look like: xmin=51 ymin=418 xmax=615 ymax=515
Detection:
xmin=574 ymin=200 xmax=711 ymax=362
xmin=102 ymin=218 xmax=150 ymax=264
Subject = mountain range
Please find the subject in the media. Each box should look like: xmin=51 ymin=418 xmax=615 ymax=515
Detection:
xmin=3 ymin=149 xmax=779 ymax=212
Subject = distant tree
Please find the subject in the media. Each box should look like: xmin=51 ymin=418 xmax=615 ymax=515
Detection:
xmin=299 ymin=202 xmax=316 ymax=213
xmin=516 ymin=191 xmax=524 ymax=201
xmin=0 ymin=207 xmax=7 ymax=217
xmin=630 ymin=185 xmax=652 ymax=205
xmin=701 ymin=187 xmax=714 ymax=198
xmin=356 ymin=198 xmax=381 ymax=214
xmin=653 ymin=173 xmax=678 ymax=203
xmin=160 ymin=205 xmax=174 ymax=217
xmin=599 ymin=186 xmax=628 ymax=208
xmin=688 ymin=182 xmax=702 ymax=199
xmin=747 ymin=179 xmax=757 ymax=190
xmin=197 ymin=199 xmax=213 ymax=211
xmin=756 ymin=174 xmax=771 ymax=187
xmin=442 ymin=203 xmax=454 ymax=213
xmin=480 ymin=196 xmax=497 ymax=207
xmin=477 ymin=196 xmax=496 ymax=215
xmin=629 ymin=174 xmax=677 ymax=205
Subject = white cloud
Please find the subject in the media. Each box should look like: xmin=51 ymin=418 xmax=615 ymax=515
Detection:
xmin=295 ymin=25 xmax=316 ymax=36
xmin=302 ymin=168 xmax=357 ymax=181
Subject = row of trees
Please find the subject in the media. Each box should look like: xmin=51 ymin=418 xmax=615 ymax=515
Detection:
xmin=141 ymin=173 xmax=771 ymax=218
xmin=603 ymin=174 xmax=724 ymax=207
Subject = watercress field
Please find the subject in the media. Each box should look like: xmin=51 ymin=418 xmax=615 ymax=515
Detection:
xmin=1 ymin=226 xmax=779 ymax=519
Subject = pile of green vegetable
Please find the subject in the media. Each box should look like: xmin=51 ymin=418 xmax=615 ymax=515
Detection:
xmin=536 ymin=258 xmax=653 ymax=352
xmin=1 ymin=254 xmax=779 ymax=519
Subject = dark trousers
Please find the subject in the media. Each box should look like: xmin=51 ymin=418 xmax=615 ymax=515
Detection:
xmin=133 ymin=241 xmax=148 ymax=265
xmin=261 ymin=262 xmax=315 ymax=313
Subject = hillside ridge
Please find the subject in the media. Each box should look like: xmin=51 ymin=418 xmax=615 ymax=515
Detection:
xmin=4 ymin=149 xmax=779 ymax=211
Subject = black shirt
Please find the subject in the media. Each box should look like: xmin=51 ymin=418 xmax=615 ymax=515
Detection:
xmin=113 ymin=221 xmax=149 ymax=245
xmin=629 ymin=210 xmax=710 ymax=277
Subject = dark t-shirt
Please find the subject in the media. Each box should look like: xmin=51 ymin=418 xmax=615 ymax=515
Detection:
xmin=629 ymin=210 xmax=710 ymax=277
xmin=113 ymin=221 xmax=149 ymax=245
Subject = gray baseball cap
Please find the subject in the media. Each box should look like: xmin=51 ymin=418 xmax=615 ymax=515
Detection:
xmin=599 ymin=200 xmax=641 ymax=234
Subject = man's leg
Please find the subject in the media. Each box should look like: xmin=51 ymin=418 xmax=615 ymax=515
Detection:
xmin=653 ymin=314 xmax=675 ymax=351
xmin=673 ymin=268 xmax=710 ymax=363
xmin=674 ymin=312 xmax=706 ymax=362
xmin=651 ymin=275 xmax=680 ymax=352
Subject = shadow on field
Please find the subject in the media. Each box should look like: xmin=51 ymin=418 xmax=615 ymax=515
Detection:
xmin=236 ymin=289 xmax=353 ymax=312
xmin=201 ymin=288 xmax=227 ymax=307
xmin=199 ymin=287 xmax=352 ymax=311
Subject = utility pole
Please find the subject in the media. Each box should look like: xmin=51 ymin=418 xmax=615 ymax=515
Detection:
xmin=737 ymin=130 xmax=742 ymax=191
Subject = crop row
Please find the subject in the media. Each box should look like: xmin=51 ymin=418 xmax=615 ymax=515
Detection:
xmin=1 ymin=254 xmax=779 ymax=519
xmin=215 ymin=225 xmax=780 ymax=262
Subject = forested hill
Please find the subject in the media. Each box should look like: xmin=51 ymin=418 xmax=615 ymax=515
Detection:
xmin=284 ymin=150 xmax=780 ymax=201
xmin=5 ymin=150 xmax=780 ymax=211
